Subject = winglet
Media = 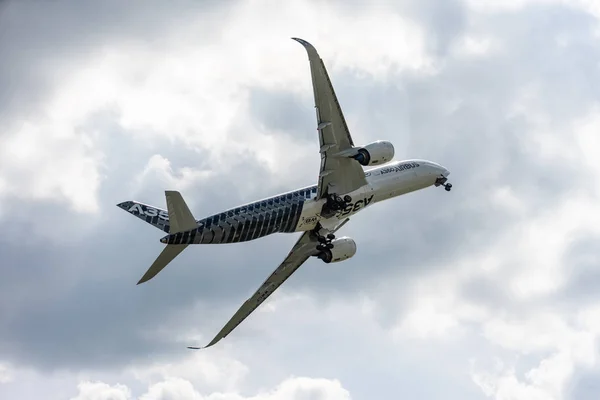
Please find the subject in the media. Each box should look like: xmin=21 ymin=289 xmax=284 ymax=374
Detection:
xmin=186 ymin=338 xmax=219 ymax=350
xmin=291 ymin=37 xmax=317 ymax=53
xmin=291 ymin=37 xmax=311 ymax=45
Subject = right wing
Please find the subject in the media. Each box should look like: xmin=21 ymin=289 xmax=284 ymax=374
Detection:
xmin=188 ymin=231 xmax=319 ymax=349
xmin=292 ymin=37 xmax=368 ymax=200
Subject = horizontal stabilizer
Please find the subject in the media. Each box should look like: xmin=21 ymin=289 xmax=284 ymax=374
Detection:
xmin=165 ymin=191 xmax=197 ymax=234
xmin=137 ymin=244 xmax=188 ymax=284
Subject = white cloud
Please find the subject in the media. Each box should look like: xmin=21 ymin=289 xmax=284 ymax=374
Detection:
xmin=465 ymin=0 xmax=600 ymax=19
xmin=0 ymin=118 xmax=104 ymax=213
xmin=385 ymin=100 xmax=600 ymax=394
xmin=129 ymin=351 xmax=248 ymax=394
xmin=3 ymin=0 xmax=600 ymax=400
xmin=0 ymin=362 xmax=13 ymax=384
xmin=470 ymin=302 xmax=600 ymax=399
xmin=69 ymin=376 xmax=350 ymax=400
xmin=398 ymin=195 xmax=600 ymax=397
xmin=132 ymin=155 xmax=214 ymax=195
xmin=464 ymin=0 xmax=563 ymax=13
xmin=453 ymin=36 xmax=495 ymax=57
xmin=574 ymin=107 xmax=600 ymax=192
xmin=138 ymin=378 xmax=201 ymax=400
xmin=70 ymin=381 xmax=131 ymax=400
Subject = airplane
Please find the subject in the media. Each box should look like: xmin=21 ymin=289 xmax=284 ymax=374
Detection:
xmin=117 ymin=37 xmax=452 ymax=349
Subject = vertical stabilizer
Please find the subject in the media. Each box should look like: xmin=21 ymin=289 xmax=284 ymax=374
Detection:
xmin=165 ymin=190 xmax=197 ymax=233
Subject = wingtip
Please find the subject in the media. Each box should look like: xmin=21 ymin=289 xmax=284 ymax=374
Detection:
xmin=187 ymin=339 xmax=219 ymax=350
xmin=136 ymin=276 xmax=149 ymax=285
xmin=291 ymin=37 xmax=311 ymax=47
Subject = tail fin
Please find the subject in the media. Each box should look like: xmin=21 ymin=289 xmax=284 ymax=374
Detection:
xmin=164 ymin=190 xmax=197 ymax=233
xmin=118 ymin=191 xmax=199 ymax=284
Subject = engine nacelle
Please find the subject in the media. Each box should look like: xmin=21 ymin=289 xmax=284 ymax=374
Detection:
xmin=317 ymin=237 xmax=357 ymax=263
xmin=352 ymin=140 xmax=395 ymax=166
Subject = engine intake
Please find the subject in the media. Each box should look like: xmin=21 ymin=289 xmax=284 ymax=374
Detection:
xmin=352 ymin=140 xmax=395 ymax=166
xmin=317 ymin=236 xmax=357 ymax=263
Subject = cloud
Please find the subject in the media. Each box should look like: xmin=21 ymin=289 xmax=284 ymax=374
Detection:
xmin=68 ymin=376 xmax=350 ymax=400
xmin=70 ymin=381 xmax=131 ymax=400
xmin=2 ymin=0 xmax=600 ymax=399
xmin=0 ymin=0 xmax=436 ymax=372
xmin=0 ymin=363 xmax=13 ymax=384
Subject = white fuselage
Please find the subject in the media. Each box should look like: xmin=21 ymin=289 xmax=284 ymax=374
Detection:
xmin=294 ymin=159 xmax=450 ymax=232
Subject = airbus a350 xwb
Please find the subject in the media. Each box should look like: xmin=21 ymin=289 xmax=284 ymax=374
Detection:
xmin=117 ymin=38 xmax=453 ymax=349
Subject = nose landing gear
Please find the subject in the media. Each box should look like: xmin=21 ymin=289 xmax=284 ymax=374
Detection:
xmin=435 ymin=176 xmax=452 ymax=192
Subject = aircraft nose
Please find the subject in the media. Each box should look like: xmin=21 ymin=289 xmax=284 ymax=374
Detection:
xmin=427 ymin=161 xmax=450 ymax=177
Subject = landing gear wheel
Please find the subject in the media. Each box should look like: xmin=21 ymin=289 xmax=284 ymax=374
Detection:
xmin=323 ymin=192 xmax=350 ymax=216
xmin=315 ymin=230 xmax=336 ymax=252
xmin=444 ymin=183 xmax=452 ymax=192
xmin=343 ymin=195 xmax=352 ymax=203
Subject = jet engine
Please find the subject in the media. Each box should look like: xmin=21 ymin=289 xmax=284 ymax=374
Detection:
xmin=352 ymin=140 xmax=395 ymax=166
xmin=317 ymin=236 xmax=357 ymax=263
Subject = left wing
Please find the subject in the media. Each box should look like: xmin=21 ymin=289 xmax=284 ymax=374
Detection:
xmin=292 ymin=37 xmax=368 ymax=200
xmin=188 ymin=231 xmax=318 ymax=349
xmin=188 ymin=218 xmax=350 ymax=349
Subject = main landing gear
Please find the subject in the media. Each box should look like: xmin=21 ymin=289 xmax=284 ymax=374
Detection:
xmin=314 ymin=192 xmax=352 ymax=249
xmin=316 ymin=232 xmax=336 ymax=252
xmin=435 ymin=176 xmax=453 ymax=192
xmin=326 ymin=193 xmax=352 ymax=211
xmin=321 ymin=193 xmax=352 ymax=217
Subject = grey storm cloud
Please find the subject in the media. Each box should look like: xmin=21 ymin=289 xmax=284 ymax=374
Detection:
xmin=1 ymin=1 xmax=600 ymax=399
xmin=0 ymin=0 xmax=233 ymax=121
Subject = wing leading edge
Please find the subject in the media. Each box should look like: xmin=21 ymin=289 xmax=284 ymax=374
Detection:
xmin=291 ymin=37 xmax=368 ymax=200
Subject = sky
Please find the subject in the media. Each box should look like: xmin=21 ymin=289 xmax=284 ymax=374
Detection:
xmin=1 ymin=0 xmax=600 ymax=399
